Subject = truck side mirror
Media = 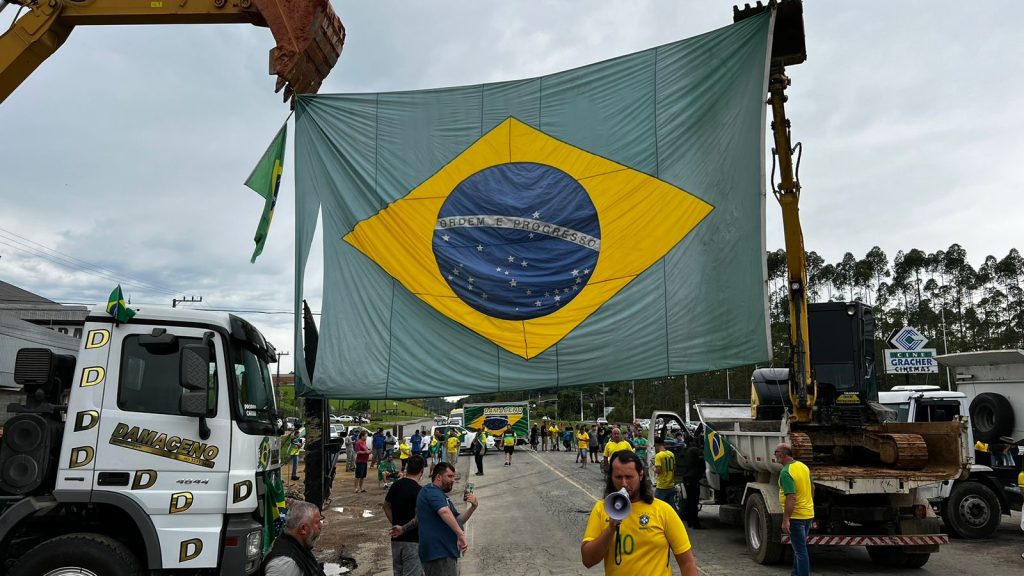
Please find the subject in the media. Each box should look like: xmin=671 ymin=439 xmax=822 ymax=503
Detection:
xmin=179 ymin=343 xmax=211 ymax=439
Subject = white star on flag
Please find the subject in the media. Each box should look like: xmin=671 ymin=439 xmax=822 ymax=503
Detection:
xmin=520 ymin=260 xmax=528 ymax=267
xmin=554 ymin=294 xmax=561 ymax=302
xmin=442 ymin=234 xmax=450 ymax=242
xmin=534 ymin=300 xmax=542 ymax=307
xmin=583 ymin=268 xmax=591 ymax=275
xmin=571 ymin=269 xmax=579 ymax=277
xmin=507 ymin=255 xmax=515 ymax=263
xmin=510 ymin=279 xmax=518 ymax=287
xmin=476 ymin=245 xmax=484 ymax=252
xmin=532 ymin=211 xmax=541 ymax=219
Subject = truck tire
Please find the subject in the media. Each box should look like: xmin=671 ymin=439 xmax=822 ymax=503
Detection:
xmin=866 ymin=546 xmax=930 ymax=568
xmin=10 ymin=533 xmax=143 ymax=576
xmin=943 ymin=481 xmax=1001 ymax=539
xmin=970 ymin=393 xmax=1014 ymax=442
xmin=744 ymin=493 xmax=784 ymax=564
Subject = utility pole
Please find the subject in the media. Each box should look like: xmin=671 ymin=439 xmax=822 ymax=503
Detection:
xmin=275 ymin=351 xmax=290 ymax=415
xmin=172 ymin=295 xmax=203 ymax=308
xmin=631 ymin=380 xmax=636 ymax=424
xmin=580 ymin=391 xmax=584 ymax=422
xmin=726 ymin=369 xmax=731 ymax=399
xmin=684 ymin=375 xmax=690 ymax=424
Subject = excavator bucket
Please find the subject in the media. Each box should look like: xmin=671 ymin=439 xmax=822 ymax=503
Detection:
xmin=253 ymin=0 xmax=345 ymax=101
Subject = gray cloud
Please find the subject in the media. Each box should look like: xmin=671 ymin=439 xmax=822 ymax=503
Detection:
xmin=2 ymin=1 xmax=1021 ymax=374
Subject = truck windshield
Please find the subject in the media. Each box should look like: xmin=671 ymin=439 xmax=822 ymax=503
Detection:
xmin=882 ymin=402 xmax=910 ymax=422
xmin=234 ymin=347 xmax=277 ymax=423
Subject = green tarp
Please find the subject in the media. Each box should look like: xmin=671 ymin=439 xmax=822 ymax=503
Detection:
xmin=293 ymin=12 xmax=774 ymax=398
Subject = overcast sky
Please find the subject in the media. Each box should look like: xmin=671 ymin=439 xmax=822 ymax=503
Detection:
xmin=2 ymin=1 xmax=1022 ymax=375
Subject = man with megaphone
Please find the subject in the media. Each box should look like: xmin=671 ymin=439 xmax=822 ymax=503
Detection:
xmin=581 ymin=451 xmax=699 ymax=576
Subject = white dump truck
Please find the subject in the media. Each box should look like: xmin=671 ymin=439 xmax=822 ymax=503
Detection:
xmin=0 ymin=305 xmax=284 ymax=574
xmin=652 ymin=403 xmax=969 ymax=568
xmin=879 ymin=383 xmax=1023 ymax=539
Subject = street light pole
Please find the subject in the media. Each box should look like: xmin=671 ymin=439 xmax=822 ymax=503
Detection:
xmin=631 ymin=380 xmax=636 ymax=424
xmin=580 ymin=391 xmax=584 ymax=422
xmin=726 ymin=369 xmax=731 ymax=399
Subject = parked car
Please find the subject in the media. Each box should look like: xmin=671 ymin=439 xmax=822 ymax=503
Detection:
xmin=329 ymin=424 xmax=345 ymax=443
xmin=338 ymin=415 xmax=354 ymax=422
xmin=430 ymin=424 xmax=496 ymax=454
xmin=434 ymin=415 xmax=448 ymax=424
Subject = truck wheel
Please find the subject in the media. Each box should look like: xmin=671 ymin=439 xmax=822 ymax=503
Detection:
xmin=970 ymin=393 xmax=1014 ymax=442
xmin=943 ymin=481 xmax=1001 ymax=539
xmin=10 ymin=533 xmax=142 ymax=576
xmin=744 ymin=493 xmax=783 ymax=564
xmin=866 ymin=546 xmax=929 ymax=568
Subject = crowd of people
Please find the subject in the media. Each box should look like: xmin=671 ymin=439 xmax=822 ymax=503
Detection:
xmin=271 ymin=418 xmax=828 ymax=576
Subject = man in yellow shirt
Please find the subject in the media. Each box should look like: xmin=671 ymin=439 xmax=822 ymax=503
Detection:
xmin=549 ymin=423 xmax=561 ymax=452
xmin=776 ymin=442 xmax=813 ymax=576
xmin=581 ymin=451 xmax=698 ymax=576
xmin=577 ymin=428 xmax=591 ymax=469
xmin=446 ymin=430 xmax=461 ymax=468
xmin=602 ymin=427 xmax=633 ymax=473
xmin=653 ymin=438 xmax=678 ymax=511
xmin=398 ymin=438 xmax=412 ymax=472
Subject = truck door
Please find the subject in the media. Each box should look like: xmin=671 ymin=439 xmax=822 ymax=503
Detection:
xmin=91 ymin=325 xmax=231 ymax=569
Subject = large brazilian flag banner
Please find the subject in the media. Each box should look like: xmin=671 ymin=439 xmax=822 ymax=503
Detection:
xmin=293 ymin=12 xmax=775 ymax=398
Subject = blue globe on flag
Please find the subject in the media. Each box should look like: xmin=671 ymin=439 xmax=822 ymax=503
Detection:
xmin=433 ymin=162 xmax=601 ymax=320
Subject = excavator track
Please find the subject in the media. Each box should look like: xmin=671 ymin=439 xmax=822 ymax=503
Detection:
xmin=878 ymin=433 xmax=929 ymax=470
xmin=789 ymin=431 xmax=814 ymax=463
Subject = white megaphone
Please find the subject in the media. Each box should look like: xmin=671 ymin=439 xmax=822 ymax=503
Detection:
xmin=604 ymin=487 xmax=632 ymax=521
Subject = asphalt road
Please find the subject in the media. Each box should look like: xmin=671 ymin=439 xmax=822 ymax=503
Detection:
xmin=447 ymin=445 xmax=1024 ymax=576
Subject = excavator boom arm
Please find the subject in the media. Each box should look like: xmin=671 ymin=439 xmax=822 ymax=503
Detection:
xmin=0 ymin=0 xmax=344 ymax=103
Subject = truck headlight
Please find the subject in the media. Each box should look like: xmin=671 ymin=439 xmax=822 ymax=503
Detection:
xmin=246 ymin=530 xmax=262 ymax=560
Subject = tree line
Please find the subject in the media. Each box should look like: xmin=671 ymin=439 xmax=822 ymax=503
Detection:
xmin=461 ymin=244 xmax=1023 ymax=423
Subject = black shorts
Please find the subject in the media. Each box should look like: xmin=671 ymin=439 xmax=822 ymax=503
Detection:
xmin=355 ymin=462 xmax=368 ymax=479
xmin=504 ymin=446 xmax=514 ymax=455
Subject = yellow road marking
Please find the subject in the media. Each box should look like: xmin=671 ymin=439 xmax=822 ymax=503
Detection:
xmin=527 ymin=450 xmax=600 ymax=502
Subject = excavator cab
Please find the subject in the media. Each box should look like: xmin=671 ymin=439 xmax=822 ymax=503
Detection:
xmin=0 ymin=0 xmax=345 ymax=104
xmin=752 ymin=301 xmax=890 ymax=426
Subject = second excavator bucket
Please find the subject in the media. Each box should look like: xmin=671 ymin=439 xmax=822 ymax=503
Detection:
xmin=253 ymin=0 xmax=345 ymax=101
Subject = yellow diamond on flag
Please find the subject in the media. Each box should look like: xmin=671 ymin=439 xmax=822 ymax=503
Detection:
xmin=344 ymin=117 xmax=713 ymax=359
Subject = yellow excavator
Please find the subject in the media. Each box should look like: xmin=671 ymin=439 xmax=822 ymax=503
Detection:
xmin=0 ymin=0 xmax=345 ymax=104
xmin=739 ymin=0 xmax=932 ymax=470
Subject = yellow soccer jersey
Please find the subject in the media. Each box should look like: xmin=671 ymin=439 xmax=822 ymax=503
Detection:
xmin=577 ymin=432 xmax=590 ymax=449
xmin=582 ymin=497 xmax=690 ymax=576
xmin=654 ymin=450 xmax=676 ymax=489
xmin=446 ymin=436 xmax=460 ymax=453
xmin=779 ymin=460 xmax=814 ymax=520
xmin=604 ymin=440 xmax=633 ymax=460
xmin=399 ymin=443 xmax=411 ymax=459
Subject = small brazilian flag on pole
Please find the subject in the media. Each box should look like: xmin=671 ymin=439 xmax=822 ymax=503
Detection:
xmin=106 ymin=284 xmax=135 ymax=323
xmin=704 ymin=424 xmax=733 ymax=480
xmin=246 ymin=121 xmax=288 ymax=263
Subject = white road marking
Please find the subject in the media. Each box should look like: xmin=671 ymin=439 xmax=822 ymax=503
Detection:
xmin=526 ymin=450 xmax=600 ymax=502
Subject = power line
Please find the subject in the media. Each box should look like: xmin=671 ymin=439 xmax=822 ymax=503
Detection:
xmin=0 ymin=296 xmax=321 ymax=316
xmin=0 ymin=227 xmax=180 ymax=297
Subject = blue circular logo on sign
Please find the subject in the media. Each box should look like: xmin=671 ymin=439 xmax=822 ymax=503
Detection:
xmin=433 ymin=162 xmax=601 ymax=320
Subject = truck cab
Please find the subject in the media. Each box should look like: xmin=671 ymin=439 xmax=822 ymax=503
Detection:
xmin=0 ymin=305 xmax=283 ymax=574
xmin=879 ymin=384 xmax=1023 ymax=539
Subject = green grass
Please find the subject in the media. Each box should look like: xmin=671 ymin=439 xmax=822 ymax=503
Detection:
xmin=275 ymin=387 xmax=436 ymax=421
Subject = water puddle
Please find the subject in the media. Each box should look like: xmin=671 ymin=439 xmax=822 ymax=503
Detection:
xmin=361 ymin=509 xmax=374 ymax=518
xmin=331 ymin=507 xmax=345 ymax=514
xmin=323 ymin=555 xmax=358 ymax=575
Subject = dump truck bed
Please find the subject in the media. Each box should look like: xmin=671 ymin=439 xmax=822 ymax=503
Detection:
xmin=697 ymin=404 xmax=968 ymax=494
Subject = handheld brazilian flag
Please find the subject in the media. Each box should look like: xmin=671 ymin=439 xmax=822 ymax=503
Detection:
xmin=261 ymin=468 xmax=287 ymax=554
xmin=106 ymin=285 xmax=135 ymax=323
xmin=246 ymin=122 xmax=288 ymax=263
xmin=704 ymin=425 xmax=733 ymax=480
xmin=292 ymin=11 xmax=776 ymax=398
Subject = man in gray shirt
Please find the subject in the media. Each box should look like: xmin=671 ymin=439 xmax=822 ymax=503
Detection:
xmin=262 ymin=500 xmax=326 ymax=576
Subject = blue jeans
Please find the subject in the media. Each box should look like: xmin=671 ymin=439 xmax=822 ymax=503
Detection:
xmin=788 ymin=518 xmax=812 ymax=576
xmin=655 ymin=487 xmax=677 ymax=512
